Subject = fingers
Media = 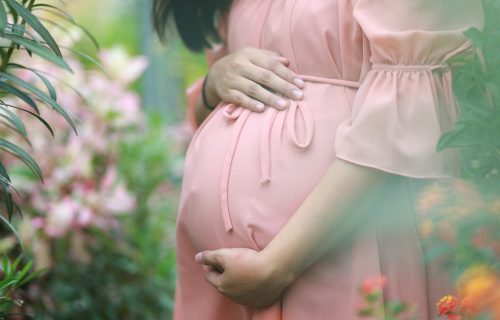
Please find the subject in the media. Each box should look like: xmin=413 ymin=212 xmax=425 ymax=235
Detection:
xmin=213 ymin=47 xmax=305 ymax=113
xmin=222 ymin=89 xmax=266 ymax=112
xmin=233 ymin=78 xmax=290 ymax=110
xmin=250 ymin=50 xmax=305 ymax=90
xmin=242 ymin=65 xmax=303 ymax=106
xmin=198 ymin=255 xmax=225 ymax=291
xmin=205 ymin=269 xmax=224 ymax=289
xmin=195 ymin=250 xmax=225 ymax=270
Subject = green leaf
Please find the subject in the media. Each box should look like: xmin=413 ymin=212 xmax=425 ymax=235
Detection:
xmin=6 ymin=103 xmax=54 ymax=137
xmin=2 ymin=32 xmax=71 ymax=71
xmin=0 ymin=2 xmax=7 ymax=30
xmin=32 ymin=3 xmax=101 ymax=48
xmin=0 ymin=104 xmax=28 ymax=139
xmin=10 ymin=23 xmax=26 ymax=37
xmin=18 ymin=269 xmax=41 ymax=287
xmin=437 ymin=127 xmax=466 ymax=151
xmin=1 ymin=183 xmax=14 ymax=220
xmin=0 ymin=138 xmax=43 ymax=182
xmin=464 ymin=27 xmax=484 ymax=49
xmin=8 ymin=63 xmax=57 ymax=100
xmin=16 ymin=259 xmax=33 ymax=282
xmin=0 ymin=212 xmax=24 ymax=251
xmin=0 ymin=161 xmax=11 ymax=183
xmin=0 ymin=72 xmax=77 ymax=133
xmin=386 ymin=301 xmax=408 ymax=315
xmin=5 ymin=2 xmax=18 ymax=23
xmin=5 ymin=0 xmax=63 ymax=57
xmin=0 ymin=279 xmax=18 ymax=291
xmin=63 ymin=46 xmax=108 ymax=75
xmin=0 ymin=175 xmax=20 ymax=199
xmin=0 ymin=80 xmax=39 ymax=113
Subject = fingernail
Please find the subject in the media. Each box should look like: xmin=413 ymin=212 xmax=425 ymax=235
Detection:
xmin=292 ymin=90 xmax=303 ymax=100
xmin=276 ymin=99 xmax=287 ymax=109
xmin=293 ymin=77 xmax=304 ymax=88
xmin=255 ymin=102 xmax=265 ymax=111
xmin=195 ymin=252 xmax=202 ymax=263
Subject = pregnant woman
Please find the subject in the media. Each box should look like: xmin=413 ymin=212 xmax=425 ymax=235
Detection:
xmin=153 ymin=0 xmax=484 ymax=319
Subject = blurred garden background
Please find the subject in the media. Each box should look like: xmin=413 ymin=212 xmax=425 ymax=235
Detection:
xmin=0 ymin=0 xmax=498 ymax=319
xmin=0 ymin=0 xmax=207 ymax=318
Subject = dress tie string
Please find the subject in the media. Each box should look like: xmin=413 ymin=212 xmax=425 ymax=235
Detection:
xmin=219 ymin=74 xmax=361 ymax=232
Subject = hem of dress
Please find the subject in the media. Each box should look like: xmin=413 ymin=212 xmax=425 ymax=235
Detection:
xmin=335 ymin=154 xmax=458 ymax=180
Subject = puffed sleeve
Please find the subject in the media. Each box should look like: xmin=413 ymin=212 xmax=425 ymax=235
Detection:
xmin=335 ymin=0 xmax=484 ymax=178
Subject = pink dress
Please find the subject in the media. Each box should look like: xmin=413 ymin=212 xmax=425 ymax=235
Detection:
xmin=174 ymin=0 xmax=484 ymax=319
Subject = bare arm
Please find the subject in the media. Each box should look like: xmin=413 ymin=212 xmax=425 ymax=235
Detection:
xmin=196 ymin=158 xmax=389 ymax=307
xmin=260 ymin=159 xmax=387 ymax=284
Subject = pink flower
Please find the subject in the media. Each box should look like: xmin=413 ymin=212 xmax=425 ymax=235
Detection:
xmin=76 ymin=207 xmax=95 ymax=227
xmin=361 ymin=275 xmax=387 ymax=296
xmin=45 ymin=198 xmax=78 ymax=238
xmin=99 ymin=46 xmax=148 ymax=85
xmin=101 ymin=166 xmax=118 ymax=191
xmin=104 ymin=183 xmax=136 ymax=214
xmin=31 ymin=217 xmax=45 ymax=230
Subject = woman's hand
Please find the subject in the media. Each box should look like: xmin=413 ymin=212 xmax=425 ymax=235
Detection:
xmin=195 ymin=247 xmax=294 ymax=308
xmin=204 ymin=46 xmax=305 ymax=112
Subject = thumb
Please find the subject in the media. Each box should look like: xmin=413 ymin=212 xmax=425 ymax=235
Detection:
xmin=195 ymin=250 xmax=225 ymax=271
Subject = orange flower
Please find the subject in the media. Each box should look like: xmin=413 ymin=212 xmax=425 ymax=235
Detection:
xmin=458 ymin=265 xmax=500 ymax=318
xmin=437 ymin=295 xmax=460 ymax=317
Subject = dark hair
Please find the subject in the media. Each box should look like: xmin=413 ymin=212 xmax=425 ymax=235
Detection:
xmin=152 ymin=0 xmax=232 ymax=52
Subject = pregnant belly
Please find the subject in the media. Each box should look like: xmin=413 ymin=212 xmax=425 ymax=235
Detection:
xmin=177 ymin=85 xmax=353 ymax=251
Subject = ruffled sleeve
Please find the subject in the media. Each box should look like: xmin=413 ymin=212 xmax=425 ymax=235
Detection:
xmin=335 ymin=0 xmax=484 ymax=178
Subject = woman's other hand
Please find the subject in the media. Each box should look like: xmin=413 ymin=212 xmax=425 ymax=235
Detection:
xmin=195 ymin=247 xmax=293 ymax=308
xmin=204 ymin=47 xmax=305 ymax=112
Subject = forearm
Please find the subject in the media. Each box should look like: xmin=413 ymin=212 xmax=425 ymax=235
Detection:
xmin=261 ymin=158 xmax=390 ymax=284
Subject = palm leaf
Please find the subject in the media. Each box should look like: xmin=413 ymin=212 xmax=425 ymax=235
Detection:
xmin=0 ymin=81 xmax=39 ymax=113
xmin=0 ymin=2 xmax=7 ymax=30
xmin=1 ymin=102 xmax=54 ymax=136
xmin=0 ymin=161 xmax=11 ymax=183
xmin=5 ymin=0 xmax=63 ymax=57
xmin=1 ymin=183 xmax=14 ymax=219
xmin=0 ymin=71 xmax=77 ymax=133
xmin=31 ymin=3 xmax=100 ymax=50
xmin=0 ymin=212 xmax=24 ymax=251
xmin=62 ymin=46 xmax=108 ymax=76
xmin=0 ymin=103 xmax=28 ymax=139
xmin=2 ymin=32 xmax=71 ymax=71
xmin=0 ymin=138 xmax=43 ymax=182
xmin=8 ymin=63 xmax=57 ymax=100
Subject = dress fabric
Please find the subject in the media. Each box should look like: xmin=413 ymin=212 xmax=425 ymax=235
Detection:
xmin=174 ymin=0 xmax=484 ymax=319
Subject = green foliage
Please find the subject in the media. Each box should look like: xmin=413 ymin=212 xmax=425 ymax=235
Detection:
xmin=0 ymin=255 xmax=38 ymax=317
xmin=0 ymin=0 xmax=91 ymax=226
xmin=438 ymin=0 xmax=500 ymax=193
xmin=29 ymin=114 xmax=178 ymax=319
xmin=0 ymin=0 xmax=98 ymax=313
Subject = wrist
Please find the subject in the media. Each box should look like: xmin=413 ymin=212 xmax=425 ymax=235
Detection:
xmin=258 ymin=246 xmax=299 ymax=288
xmin=203 ymin=71 xmax=221 ymax=109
